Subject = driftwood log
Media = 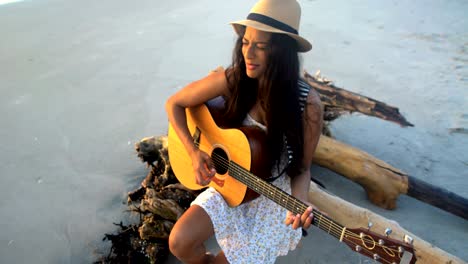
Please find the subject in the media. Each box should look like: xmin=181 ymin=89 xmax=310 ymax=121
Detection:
xmin=304 ymin=71 xmax=413 ymax=127
xmin=96 ymin=136 xmax=201 ymax=263
xmin=307 ymin=181 xmax=467 ymax=264
xmin=313 ymin=135 xmax=468 ymax=219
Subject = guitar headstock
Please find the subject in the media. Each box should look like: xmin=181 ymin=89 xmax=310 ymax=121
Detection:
xmin=343 ymin=227 xmax=417 ymax=264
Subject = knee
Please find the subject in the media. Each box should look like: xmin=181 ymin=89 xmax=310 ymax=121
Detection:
xmin=168 ymin=206 xmax=213 ymax=260
xmin=168 ymin=228 xmax=191 ymax=258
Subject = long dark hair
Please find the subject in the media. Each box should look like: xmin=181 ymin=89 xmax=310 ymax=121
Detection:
xmin=223 ymin=28 xmax=304 ymax=178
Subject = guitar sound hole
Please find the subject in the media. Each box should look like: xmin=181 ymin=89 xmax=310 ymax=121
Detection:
xmin=212 ymin=147 xmax=228 ymax=175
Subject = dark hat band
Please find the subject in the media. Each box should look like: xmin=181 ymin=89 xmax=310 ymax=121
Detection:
xmin=247 ymin=13 xmax=298 ymax=35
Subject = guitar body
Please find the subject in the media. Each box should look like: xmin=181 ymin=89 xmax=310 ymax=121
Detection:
xmin=167 ymin=104 xmax=270 ymax=207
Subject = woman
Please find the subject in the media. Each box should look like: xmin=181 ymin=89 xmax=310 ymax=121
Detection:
xmin=165 ymin=0 xmax=323 ymax=263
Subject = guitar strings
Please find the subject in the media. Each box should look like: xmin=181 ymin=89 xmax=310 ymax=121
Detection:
xmin=168 ymin=138 xmax=404 ymax=261
xmin=168 ymin=140 xmax=347 ymax=237
xmin=208 ymin=148 xmax=403 ymax=255
xmin=169 ymin=144 xmax=403 ymax=263
xmin=170 ymin=141 xmax=382 ymax=243
xmin=169 ymin=144 xmax=349 ymax=242
xmin=206 ymin=150 xmax=350 ymax=236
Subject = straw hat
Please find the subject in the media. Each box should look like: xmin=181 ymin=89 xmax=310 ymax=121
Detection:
xmin=230 ymin=0 xmax=312 ymax=52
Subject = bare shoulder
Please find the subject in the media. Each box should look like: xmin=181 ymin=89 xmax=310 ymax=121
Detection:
xmin=198 ymin=67 xmax=227 ymax=87
xmin=306 ymin=88 xmax=322 ymax=109
xmin=298 ymin=78 xmax=321 ymax=107
xmin=304 ymin=86 xmax=323 ymax=123
xmin=300 ymin=80 xmax=323 ymax=122
xmin=209 ymin=65 xmax=226 ymax=75
xmin=168 ymin=67 xmax=229 ymax=108
xmin=195 ymin=67 xmax=230 ymax=97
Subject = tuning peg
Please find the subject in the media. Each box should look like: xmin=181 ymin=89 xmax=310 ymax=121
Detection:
xmin=355 ymin=245 xmax=362 ymax=252
xmin=367 ymin=222 xmax=373 ymax=230
xmin=398 ymin=246 xmax=405 ymax=253
xmin=385 ymin=228 xmax=392 ymax=237
xmin=404 ymin=234 xmax=414 ymax=245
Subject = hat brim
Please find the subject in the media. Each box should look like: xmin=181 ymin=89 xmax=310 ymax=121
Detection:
xmin=230 ymin=20 xmax=312 ymax=52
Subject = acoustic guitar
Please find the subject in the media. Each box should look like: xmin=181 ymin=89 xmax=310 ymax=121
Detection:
xmin=167 ymin=103 xmax=417 ymax=264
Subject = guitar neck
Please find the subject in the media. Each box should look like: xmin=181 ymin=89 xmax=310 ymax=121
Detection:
xmin=229 ymin=161 xmax=346 ymax=241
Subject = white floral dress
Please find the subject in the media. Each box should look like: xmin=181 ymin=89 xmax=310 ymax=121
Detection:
xmin=191 ymin=114 xmax=302 ymax=264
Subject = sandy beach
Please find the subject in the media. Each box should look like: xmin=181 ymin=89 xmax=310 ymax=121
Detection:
xmin=0 ymin=0 xmax=467 ymax=263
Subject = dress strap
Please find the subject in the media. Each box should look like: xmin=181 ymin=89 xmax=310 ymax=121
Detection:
xmin=298 ymin=78 xmax=312 ymax=112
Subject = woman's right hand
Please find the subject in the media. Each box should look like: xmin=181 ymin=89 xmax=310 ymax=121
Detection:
xmin=190 ymin=149 xmax=216 ymax=186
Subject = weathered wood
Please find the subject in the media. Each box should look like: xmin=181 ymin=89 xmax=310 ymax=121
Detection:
xmin=303 ymin=71 xmax=414 ymax=127
xmin=313 ymin=135 xmax=408 ymax=209
xmin=139 ymin=217 xmax=174 ymax=240
xmin=307 ymin=181 xmax=467 ymax=264
xmin=314 ymin=135 xmax=468 ymax=220
xmin=407 ymin=176 xmax=468 ymax=220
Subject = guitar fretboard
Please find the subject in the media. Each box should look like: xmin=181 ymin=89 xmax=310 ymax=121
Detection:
xmin=226 ymin=159 xmax=345 ymax=240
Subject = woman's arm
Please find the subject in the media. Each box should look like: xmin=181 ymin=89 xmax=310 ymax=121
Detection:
xmin=165 ymin=70 xmax=230 ymax=185
xmin=286 ymin=89 xmax=324 ymax=229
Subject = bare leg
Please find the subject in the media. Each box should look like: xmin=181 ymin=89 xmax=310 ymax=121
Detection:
xmin=169 ymin=205 xmax=216 ymax=264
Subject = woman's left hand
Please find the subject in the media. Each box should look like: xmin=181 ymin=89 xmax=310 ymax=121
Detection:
xmin=284 ymin=202 xmax=315 ymax=230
